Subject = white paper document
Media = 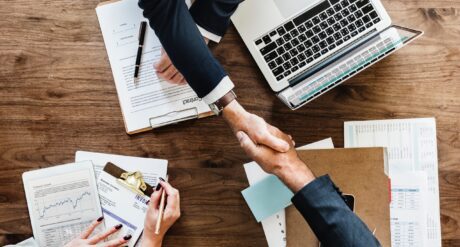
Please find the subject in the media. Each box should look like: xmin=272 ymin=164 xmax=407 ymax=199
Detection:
xmin=243 ymin=138 xmax=334 ymax=247
xmin=22 ymin=162 xmax=103 ymax=247
xmin=344 ymin=118 xmax=441 ymax=247
xmin=96 ymin=0 xmax=211 ymax=133
xmin=97 ymin=165 xmax=150 ymax=247
xmin=390 ymin=172 xmax=429 ymax=247
xmin=75 ymin=151 xmax=167 ymax=186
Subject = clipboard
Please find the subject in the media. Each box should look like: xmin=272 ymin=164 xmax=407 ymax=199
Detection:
xmin=98 ymin=162 xmax=154 ymax=246
xmin=103 ymin=162 xmax=154 ymax=197
xmin=96 ymin=0 xmax=214 ymax=135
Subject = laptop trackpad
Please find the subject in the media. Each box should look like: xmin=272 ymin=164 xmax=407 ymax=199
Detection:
xmin=273 ymin=0 xmax=322 ymax=18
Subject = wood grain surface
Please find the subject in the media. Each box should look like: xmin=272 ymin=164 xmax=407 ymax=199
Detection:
xmin=0 ymin=0 xmax=459 ymax=246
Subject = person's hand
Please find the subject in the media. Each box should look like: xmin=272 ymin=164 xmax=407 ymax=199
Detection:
xmin=154 ymin=49 xmax=187 ymax=85
xmin=237 ymin=129 xmax=316 ymax=192
xmin=155 ymin=37 xmax=209 ymax=85
xmin=64 ymin=217 xmax=131 ymax=247
xmin=141 ymin=180 xmax=181 ymax=247
xmin=222 ymin=100 xmax=291 ymax=153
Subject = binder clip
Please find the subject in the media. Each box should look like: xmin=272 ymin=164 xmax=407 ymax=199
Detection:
xmin=149 ymin=107 xmax=199 ymax=129
xmin=118 ymin=170 xmax=148 ymax=196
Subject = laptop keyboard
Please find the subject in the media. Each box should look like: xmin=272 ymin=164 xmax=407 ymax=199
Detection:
xmin=255 ymin=0 xmax=381 ymax=81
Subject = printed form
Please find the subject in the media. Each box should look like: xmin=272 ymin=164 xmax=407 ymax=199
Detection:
xmin=96 ymin=0 xmax=210 ymax=133
xmin=75 ymin=151 xmax=167 ymax=246
xmin=75 ymin=151 xmax=167 ymax=186
xmin=390 ymin=172 xmax=429 ymax=247
xmin=344 ymin=118 xmax=441 ymax=247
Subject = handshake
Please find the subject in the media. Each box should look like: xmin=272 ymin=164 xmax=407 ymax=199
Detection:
xmin=222 ymin=100 xmax=316 ymax=193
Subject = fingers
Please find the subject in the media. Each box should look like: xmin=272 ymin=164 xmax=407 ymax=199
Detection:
xmin=79 ymin=216 xmax=104 ymax=239
xmin=288 ymin=135 xmax=295 ymax=146
xmin=170 ymin=72 xmax=184 ymax=85
xmin=154 ymin=50 xmax=171 ymax=73
xmin=159 ymin=181 xmax=180 ymax=214
xmin=149 ymin=186 xmax=163 ymax=209
xmin=88 ymin=224 xmax=123 ymax=244
xmin=100 ymin=235 xmax=131 ymax=247
xmin=237 ymin=131 xmax=260 ymax=157
xmin=157 ymin=65 xmax=178 ymax=81
xmin=154 ymin=50 xmax=185 ymax=84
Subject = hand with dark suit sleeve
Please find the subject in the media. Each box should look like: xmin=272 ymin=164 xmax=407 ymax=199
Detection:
xmin=139 ymin=0 xmax=290 ymax=153
xmin=237 ymin=131 xmax=382 ymax=247
xmin=152 ymin=0 xmax=243 ymax=85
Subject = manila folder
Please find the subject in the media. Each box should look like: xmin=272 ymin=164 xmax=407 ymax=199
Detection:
xmin=286 ymin=147 xmax=390 ymax=247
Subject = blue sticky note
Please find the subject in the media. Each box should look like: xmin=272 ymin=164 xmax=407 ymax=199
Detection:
xmin=241 ymin=175 xmax=294 ymax=222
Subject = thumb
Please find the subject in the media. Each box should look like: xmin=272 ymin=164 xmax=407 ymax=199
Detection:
xmin=237 ymin=131 xmax=259 ymax=157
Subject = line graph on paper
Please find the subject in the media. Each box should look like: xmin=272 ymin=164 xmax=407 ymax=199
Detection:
xmin=37 ymin=190 xmax=95 ymax=220
xmin=34 ymin=179 xmax=97 ymax=221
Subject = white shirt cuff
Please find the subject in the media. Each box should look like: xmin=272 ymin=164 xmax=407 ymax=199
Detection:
xmin=197 ymin=25 xmax=222 ymax=43
xmin=202 ymin=76 xmax=235 ymax=105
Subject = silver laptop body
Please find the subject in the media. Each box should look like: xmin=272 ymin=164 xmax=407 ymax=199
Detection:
xmin=231 ymin=0 xmax=422 ymax=109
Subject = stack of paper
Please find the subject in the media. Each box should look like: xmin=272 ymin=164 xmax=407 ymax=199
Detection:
xmin=345 ymin=118 xmax=441 ymax=247
xmin=75 ymin=151 xmax=168 ymax=247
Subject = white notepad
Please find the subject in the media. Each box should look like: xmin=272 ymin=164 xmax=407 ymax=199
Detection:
xmin=96 ymin=0 xmax=212 ymax=134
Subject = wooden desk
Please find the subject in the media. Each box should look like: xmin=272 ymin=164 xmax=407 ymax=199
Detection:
xmin=0 ymin=0 xmax=459 ymax=245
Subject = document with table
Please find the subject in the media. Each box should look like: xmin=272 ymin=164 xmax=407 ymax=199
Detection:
xmin=96 ymin=0 xmax=212 ymax=134
xmin=22 ymin=162 xmax=103 ymax=247
xmin=345 ymin=118 xmax=441 ymax=247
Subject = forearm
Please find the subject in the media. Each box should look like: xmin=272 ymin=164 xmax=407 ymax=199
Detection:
xmin=138 ymin=0 xmax=228 ymax=98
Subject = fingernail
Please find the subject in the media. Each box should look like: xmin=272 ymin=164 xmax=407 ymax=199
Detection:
xmin=156 ymin=183 xmax=162 ymax=191
xmin=115 ymin=224 xmax=123 ymax=230
xmin=159 ymin=177 xmax=165 ymax=182
xmin=97 ymin=216 xmax=104 ymax=222
xmin=123 ymin=234 xmax=132 ymax=240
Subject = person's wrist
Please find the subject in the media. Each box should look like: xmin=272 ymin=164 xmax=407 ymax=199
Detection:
xmin=141 ymin=233 xmax=163 ymax=247
xmin=275 ymin=159 xmax=315 ymax=192
xmin=222 ymin=100 xmax=250 ymax=131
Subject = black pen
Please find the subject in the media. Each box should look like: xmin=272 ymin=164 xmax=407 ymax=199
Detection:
xmin=134 ymin=21 xmax=147 ymax=82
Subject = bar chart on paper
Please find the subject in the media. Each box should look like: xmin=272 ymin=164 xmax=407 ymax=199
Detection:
xmin=23 ymin=163 xmax=103 ymax=247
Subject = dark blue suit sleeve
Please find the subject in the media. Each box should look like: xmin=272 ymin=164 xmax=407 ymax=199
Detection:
xmin=190 ymin=0 xmax=243 ymax=37
xmin=292 ymin=175 xmax=381 ymax=247
xmin=138 ymin=0 xmax=228 ymax=98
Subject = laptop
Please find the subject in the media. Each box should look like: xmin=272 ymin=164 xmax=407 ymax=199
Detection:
xmin=231 ymin=0 xmax=423 ymax=109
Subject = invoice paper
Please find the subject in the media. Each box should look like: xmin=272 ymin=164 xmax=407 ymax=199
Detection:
xmin=97 ymin=166 xmax=149 ymax=247
xmin=390 ymin=172 xmax=429 ymax=247
xmin=243 ymin=138 xmax=334 ymax=247
xmin=344 ymin=118 xmax=441 ymax=247
xmin=75 ymin=151 xmax=167 ymax=186
xmin=96 ymin=0 xmax=211 ymax=133
xmin=22 ymin=162 xmax=103 ymax=247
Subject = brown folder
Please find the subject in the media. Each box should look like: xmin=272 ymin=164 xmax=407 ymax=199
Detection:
xmin=287 ymin=147 xmax=391 ymax=247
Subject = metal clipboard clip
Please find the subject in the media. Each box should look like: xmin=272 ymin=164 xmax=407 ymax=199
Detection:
xmin=149 ymin=107 xmax=199 ymax=129
xmin=117 ymin=170 xmax=148 ymax=196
